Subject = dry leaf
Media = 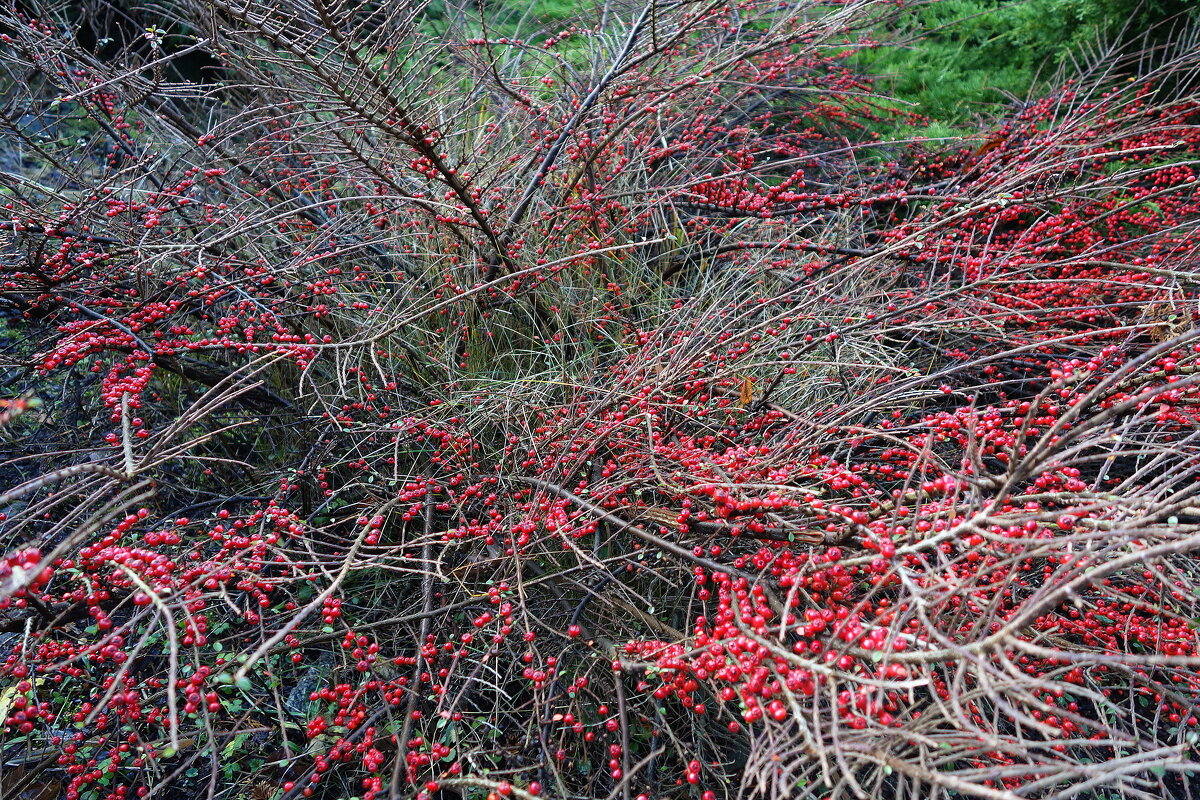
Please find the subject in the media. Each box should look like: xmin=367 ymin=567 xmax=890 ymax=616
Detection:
xmin=738 ymin=376 xmax=754 ymax=407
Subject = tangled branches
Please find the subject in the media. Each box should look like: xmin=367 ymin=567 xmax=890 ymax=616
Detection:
xmin=2 ymin=1 xmax=1200 ymax=799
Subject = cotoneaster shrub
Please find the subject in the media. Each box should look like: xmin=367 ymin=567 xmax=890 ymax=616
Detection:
xmin=1 ymin=2 xmax=1199 ymax=800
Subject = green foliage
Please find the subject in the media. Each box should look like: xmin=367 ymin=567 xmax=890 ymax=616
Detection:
xmin=859 ymin=0 xmax=1198 ymax=125
xmin=426 ymin=0 xmax=594 ymax=37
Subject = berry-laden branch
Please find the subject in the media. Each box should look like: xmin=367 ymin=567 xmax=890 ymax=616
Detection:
xmin=2 ymin=2 xmax=1200 ymax=800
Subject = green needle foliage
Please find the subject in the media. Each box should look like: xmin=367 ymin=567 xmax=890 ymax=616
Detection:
xmin=859 ymin=0 xmax=1199 ymax=128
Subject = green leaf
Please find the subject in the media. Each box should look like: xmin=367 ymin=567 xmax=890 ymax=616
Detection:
xmin=222 ymin=731 xmax=251 ymax=759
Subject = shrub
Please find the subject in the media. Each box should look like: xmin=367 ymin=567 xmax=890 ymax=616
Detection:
xmin=2 ymin=2 xmax=1199 ymax=800
xmin=857 ymin=0 xmax=1200 ymax=126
